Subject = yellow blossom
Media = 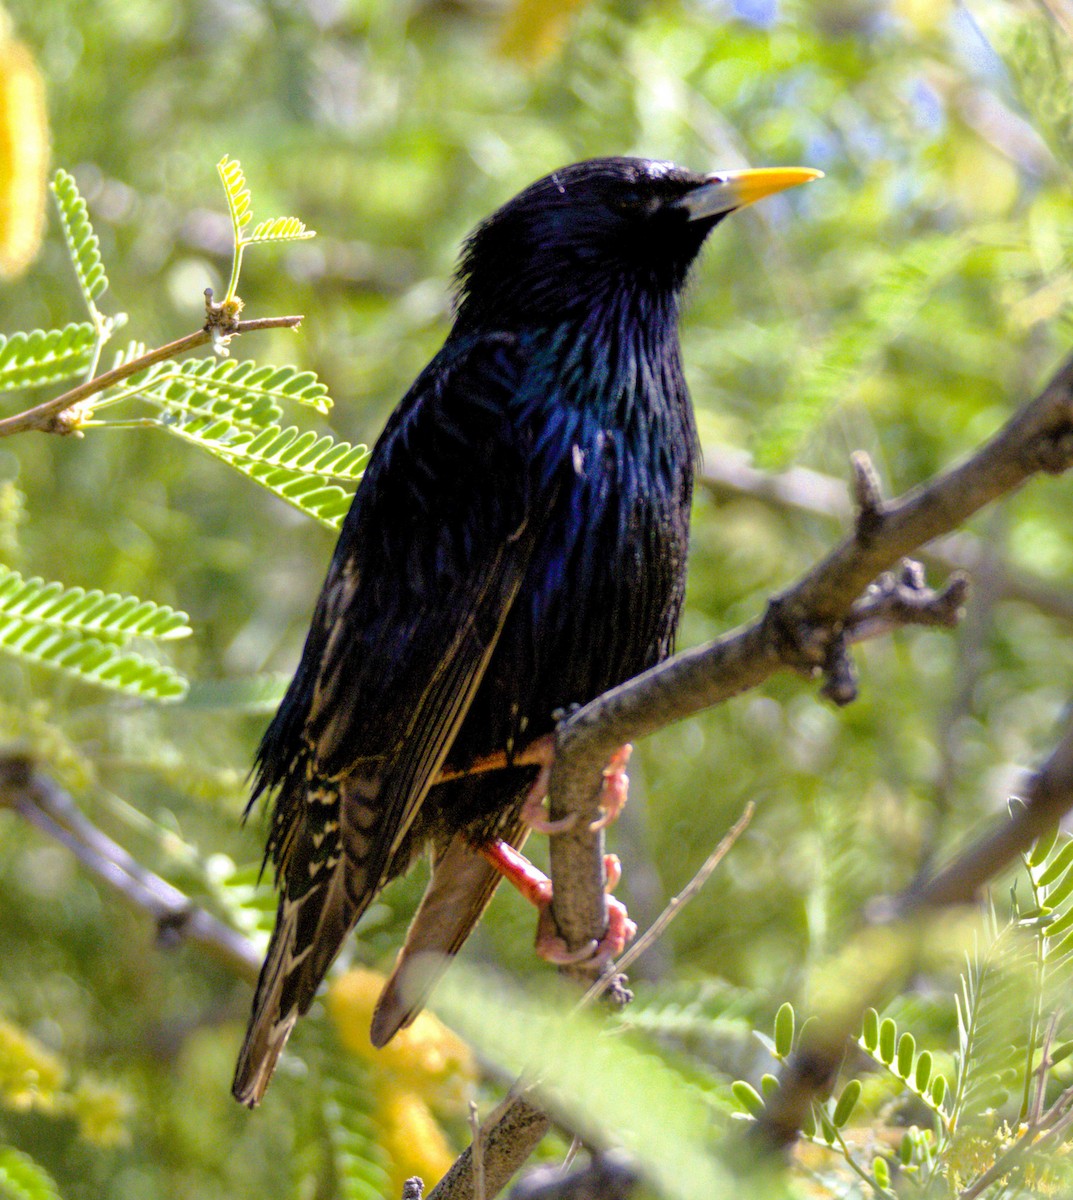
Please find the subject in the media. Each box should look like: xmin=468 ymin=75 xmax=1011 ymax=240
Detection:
xmin=327 ymin=967 xmax=476 ymax=1089
xmin=0 ymin=7 xmax=49 ymax=280
xmin=376 ymin=1081 xmax=455 ymax=1194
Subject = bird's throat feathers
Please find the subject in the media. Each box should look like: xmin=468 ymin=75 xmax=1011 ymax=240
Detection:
xmin=528 ymin=296 xmax=693 ymax=444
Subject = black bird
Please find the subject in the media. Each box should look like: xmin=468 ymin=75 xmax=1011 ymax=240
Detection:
xmin=233 ymin=157 xmax=819 ymax=1106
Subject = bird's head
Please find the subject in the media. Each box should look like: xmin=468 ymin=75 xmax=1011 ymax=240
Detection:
xmin=454 ymin=157 xmax=820 ymax=328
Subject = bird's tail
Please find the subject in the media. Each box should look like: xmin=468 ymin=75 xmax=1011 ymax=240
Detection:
xmin=371 ymin=817 xmax=528 ymax=1047
xmin=233 ymin=772 xmax=383 ymax=1106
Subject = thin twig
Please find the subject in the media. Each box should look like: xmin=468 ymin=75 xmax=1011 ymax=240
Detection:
xmin=0 ymin=756 xmax=261 ymax=982
xmin=580 ymin=802 xmax=754 ymax=1008
xmin=0 ymin=314 xmax=304 ymax=438
xmin=561 ymin=1137 xmax=581 ymax=1173
xmin=1031 ymin=1009 xmax=1063 ymax=1127
xmin=470 ymin=1102 xmax=487 ymax=1200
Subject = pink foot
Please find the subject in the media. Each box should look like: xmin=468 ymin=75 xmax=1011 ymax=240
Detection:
xmin=479 ymin=840 xmax=637 ymax=966
xmin=590 ymin=744 xmax=632 ymax=831
xmin=535 ymin=888 xmax=637 ymax=966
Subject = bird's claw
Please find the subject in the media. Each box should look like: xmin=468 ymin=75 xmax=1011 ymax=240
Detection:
xmin=604 ymin=852 xmax=622 ymax=893
xmin=521 ymin=795 xmax=577 ymax=834
xmin=518 ymin=740 xmax=630 ymax=835
xmin=519 ymin=738 xmax=578 ymax=833
xmin=589 ymin=744 xmax=632 ymax=831
xmin=535 ymin=895 xmax=637 ymax=965
xmin=534 ymin=852 xmax=636 ymax=965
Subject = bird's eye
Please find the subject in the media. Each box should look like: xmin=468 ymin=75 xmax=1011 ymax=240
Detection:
xmin=611 ymin=188 xmax=647 ymax=214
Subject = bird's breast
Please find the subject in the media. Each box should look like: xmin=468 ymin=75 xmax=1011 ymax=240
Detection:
xmin=454 ymin=326 xmax=697 ymax=763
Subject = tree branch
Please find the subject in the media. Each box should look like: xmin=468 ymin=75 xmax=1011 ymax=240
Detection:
xmin=749 ymin=706 xmax=1073 ymax=1154
xmin=525 ymin=353 xmax=1073 ymax=1172
xmin=0 ymin=307 xmax=304 ymax=438
xmin=0 ymin=754 xmax=261 ymax=982
xmin=699 ymin=445 xmax=1073 ymax=626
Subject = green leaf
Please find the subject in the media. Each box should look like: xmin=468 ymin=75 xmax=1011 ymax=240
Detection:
xmin=732 ymin=1080 xmax=765 ymax=1117
xmin=157 ymin=417 xmax=365 ymax=528
xmin=873 ymin=1156 xmax=891 ymax=1189
xmin=1029 ymin=824 xmax=1061 ymax=867
xmin=148 ymin=357 xmax=333 ymax=417
xmin=878 ymin=1017 xmax=896 ymax=1064
xmin=759 ymin=1073 xmax=779 ymax=1099
xmin=0 ymin=615 xmax=187 ymax=701
xmin=914 ymin=1050 xmax=932 ymax=1093
xmin=0 ymin=323 xmax=97 ymax=394
xmin=1044 ymin=864 xmax=1073 ymax=909
xmin=1037 ymin=840 xmax=1073 ymax=887
xmin=247 ymin=215 xmax=315 ymax=245
xmin=773 ymin=1002 xmax=794 ymax=1058
xmin=832 ymin=1079 xmax=861 ymax=1128
xmin=50 ymin=169 xmax=108 ymax=310
xmin=0 ymin=566 xmax=191 ymax=641
xmin=931 ymin=1070 xmax=950 ymax=1104
xmin=217 ymin=155 xmax=252 ymax=234
xmin=896 ymin=1032 xmax=915 ymax=1079
xmin=0 ymin=1147 xmax=62 ymax=1200
xmin=1041 ymin=905 xmax=1073 ymax=940
xmin=861 ymin=1007 xmax=879 ymax=1052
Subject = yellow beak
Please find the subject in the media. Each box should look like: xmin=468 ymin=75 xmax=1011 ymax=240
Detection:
xmin=680 ymin=167 xmax=823 ymax=219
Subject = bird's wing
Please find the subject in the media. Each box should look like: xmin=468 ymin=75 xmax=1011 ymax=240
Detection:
xmin=235 ymin=333 xmax=543 ymax=1104
xmin=370 ymin=805 xmax=530 ymax=1048
xmin=300 ymin=332 xmax=539 ymax=884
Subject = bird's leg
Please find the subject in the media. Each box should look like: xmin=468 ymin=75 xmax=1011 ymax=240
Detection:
xmin=478 ymin=839 xmax=637 ymax=966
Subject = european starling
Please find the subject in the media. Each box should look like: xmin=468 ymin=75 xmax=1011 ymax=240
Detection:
xmin=234 ymin=157 xmax=819 ymax=1106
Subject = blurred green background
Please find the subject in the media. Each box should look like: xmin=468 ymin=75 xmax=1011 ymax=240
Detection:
xmin=2 ymin=0 xmax=1073 ymax=1195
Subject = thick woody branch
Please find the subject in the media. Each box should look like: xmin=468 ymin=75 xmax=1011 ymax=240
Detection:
xmin=699 ymin=446 xmax=1073 ymax=626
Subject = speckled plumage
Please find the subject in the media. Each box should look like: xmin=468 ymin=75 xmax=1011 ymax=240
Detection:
xmin=234 ymin=158 xmax=752 ymax=1105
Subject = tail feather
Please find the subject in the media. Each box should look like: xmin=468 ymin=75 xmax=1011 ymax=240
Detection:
xmin=232 ymin=865 xmax=355 ymax=1106
xmin=234 ymin=770 xmax=383 ymax=1106
xmin=370 ymin=820 xmax=528 ymax=1047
